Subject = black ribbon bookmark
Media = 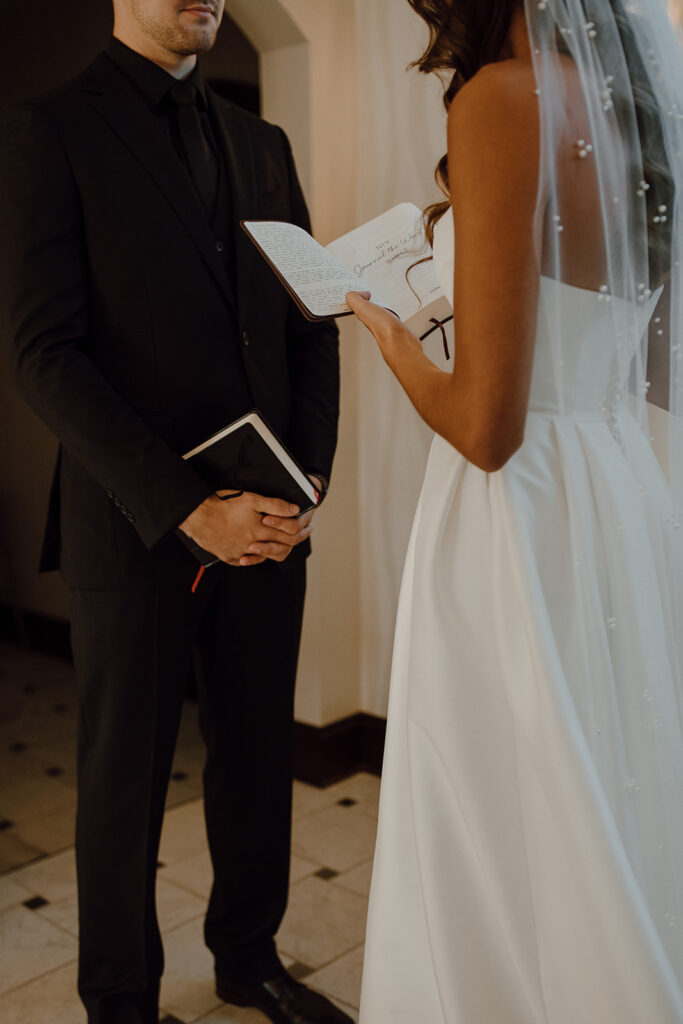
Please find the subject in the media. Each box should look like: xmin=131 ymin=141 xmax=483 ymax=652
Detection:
xmin=420 ymin=316 xmax=454 ymax=361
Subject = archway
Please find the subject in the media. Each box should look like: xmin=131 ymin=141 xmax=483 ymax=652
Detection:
xmin=224 ymin=1 xmax=311 ymax=198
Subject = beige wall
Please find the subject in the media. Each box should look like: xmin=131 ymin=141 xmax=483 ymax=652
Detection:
xmin=669 ymin=0 xmax=683 ymax=29
xmin=227 ymin=0 xmax=362 ymax=726
xmin=274 ymin=1 xmax=361 ymax=727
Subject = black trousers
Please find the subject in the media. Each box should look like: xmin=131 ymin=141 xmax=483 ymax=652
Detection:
xmin=69 ymin=558 xmax=306 ymax=1024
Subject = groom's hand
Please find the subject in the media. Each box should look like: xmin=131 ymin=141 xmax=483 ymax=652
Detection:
xmin=178 ymin=490 xmax=311 ymax=567
xmin=257 ymin=475 xmax=321 ymax=561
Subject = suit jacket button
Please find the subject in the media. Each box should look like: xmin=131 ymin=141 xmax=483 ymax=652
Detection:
xmin=113 ymin=497 xmax=121 ymax=507
xmin=242 ymin=330 xmax=250 ymax=346
xmin=216 ymin=240 xmax=224 ymax=253
xmin=106 ymin=489 xmax=114 ymax=499
xmin=126 ymin=512 xmax=136 ymax=523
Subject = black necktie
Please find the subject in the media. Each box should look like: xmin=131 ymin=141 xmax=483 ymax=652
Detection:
xmin=169 ymin=80 xmax=218 ymax=221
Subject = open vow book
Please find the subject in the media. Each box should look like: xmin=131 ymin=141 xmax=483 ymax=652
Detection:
xmin=242 ymin=202 xmax=452 ymax=340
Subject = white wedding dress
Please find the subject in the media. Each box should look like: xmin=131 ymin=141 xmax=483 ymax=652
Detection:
xmin=359 ymin=210 xmax=683 ymax=1023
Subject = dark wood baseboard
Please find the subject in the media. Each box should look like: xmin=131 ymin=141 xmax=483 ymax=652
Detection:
xmin=293 ymin=713 xmax=386 ymax=787
xmin=0 ymin=604 xmax=386 ymax=785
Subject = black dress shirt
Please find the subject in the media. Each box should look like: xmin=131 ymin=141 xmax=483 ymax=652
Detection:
xmin=106 ymin=37 xmax=219 ymax=172
xmin=106 ymin=36 xmax=237 ymax=282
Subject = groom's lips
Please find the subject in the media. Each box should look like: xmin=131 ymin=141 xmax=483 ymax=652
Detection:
xmin=181 ymin=4 xmax=216 ymax=16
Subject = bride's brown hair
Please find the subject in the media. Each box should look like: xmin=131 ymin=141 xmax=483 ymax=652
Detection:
xmin=406 ymin=0 xmax=519 ymax=246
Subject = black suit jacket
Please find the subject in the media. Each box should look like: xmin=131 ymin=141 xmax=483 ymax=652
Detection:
xmin=0 ymin=53 xmax=340 ymax=588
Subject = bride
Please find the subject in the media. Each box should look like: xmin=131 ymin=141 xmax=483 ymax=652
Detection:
xmin=348 ymin=0 xmax=683 ymax=1021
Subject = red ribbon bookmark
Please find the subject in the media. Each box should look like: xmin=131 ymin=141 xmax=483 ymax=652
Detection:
xmin=191 ymin=565 xmax=206 ymax=594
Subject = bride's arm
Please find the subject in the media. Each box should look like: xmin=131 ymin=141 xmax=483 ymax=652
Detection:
xmin=348 ymin=61 xmax=540 ymax=472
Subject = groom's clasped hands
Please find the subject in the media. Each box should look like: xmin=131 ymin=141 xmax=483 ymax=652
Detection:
xmin=179 ymin=487 xmax=317 ymax=567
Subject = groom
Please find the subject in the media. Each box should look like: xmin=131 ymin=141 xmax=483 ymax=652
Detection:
xmin=0 ymin=1 xmax=345 ymax=1023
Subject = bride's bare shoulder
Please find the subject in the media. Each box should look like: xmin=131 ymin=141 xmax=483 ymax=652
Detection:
xmin=447 ymin=60 xmax=539 ymax=187
xmin=448 ymin=59 xmax=539 ymax=142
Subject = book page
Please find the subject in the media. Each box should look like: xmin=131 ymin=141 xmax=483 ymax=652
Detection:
xmin=325 ymin=203 xmax=443 ymax=322
xmin=243 ymin=221 xmax=361 ymax=318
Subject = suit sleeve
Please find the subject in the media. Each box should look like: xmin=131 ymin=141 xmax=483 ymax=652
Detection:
xmin=277 ymin=128 xmax=340 ymax=481
xmin=0 ymin=102 xmax=213 ymax=549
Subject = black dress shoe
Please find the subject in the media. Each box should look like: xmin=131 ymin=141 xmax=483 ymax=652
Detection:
xmin=216 ymin=968 xmax=354 ymax=1024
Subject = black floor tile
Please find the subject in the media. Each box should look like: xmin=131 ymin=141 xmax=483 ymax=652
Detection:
xmin=23 ymin=896 xmax=49 ymax=910
xmin=314 ymin=866 xmax=340 ymax=881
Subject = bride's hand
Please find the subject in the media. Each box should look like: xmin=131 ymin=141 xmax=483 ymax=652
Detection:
xmin=346 ymin=291 xmax=421 ymax=359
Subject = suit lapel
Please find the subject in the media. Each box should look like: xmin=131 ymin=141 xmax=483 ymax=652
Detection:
xmin=83 ymin=54 xmax=237 ymax=314
xmin=208 ymin=90 xmax=258 ymax=320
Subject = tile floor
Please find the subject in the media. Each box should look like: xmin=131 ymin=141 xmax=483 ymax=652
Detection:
xmin=0 ymin=641 xmax=379 ymax=1022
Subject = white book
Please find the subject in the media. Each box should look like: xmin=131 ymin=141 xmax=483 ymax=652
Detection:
xmin=242 ymin=202 xmax=452 ymax=341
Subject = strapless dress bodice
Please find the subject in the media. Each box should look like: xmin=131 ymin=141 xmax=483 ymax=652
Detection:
xmin=432 ymin=210 xmax=659 ymax=419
